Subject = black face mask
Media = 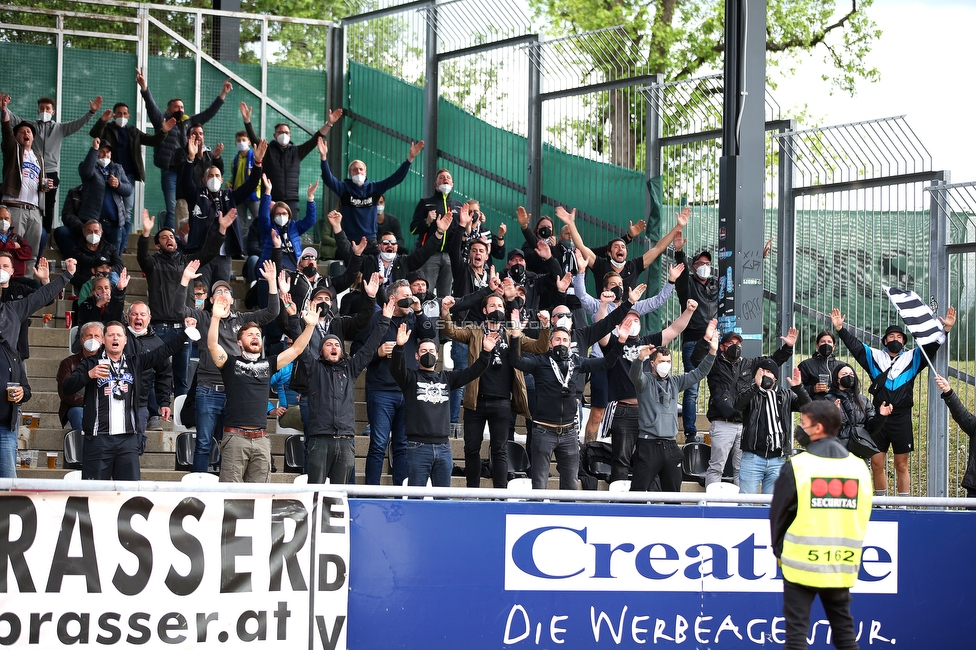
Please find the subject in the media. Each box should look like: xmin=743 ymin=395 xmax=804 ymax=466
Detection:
xmin=885 ymin=339 xmax=904 ymax=354
xmin=172 ymin=110 xmax=184 ymax=121
xmin=511 ymin=296 xmax=525 ymax=311
xmin=551 ymin=344 xmax=570 ymax=361
xmin=839 ymin=375 xmax=856 ymax=389
xmin=415 ymin=291 xmax=432 ymax=303
xmin=724 ymin=344 xmax=741 ymax=362
xmin=760 ymin=375 xmax=775 ymax=390
xmin=509 ymin=264 xmax=526 ymax=285
xmin=301 ymin=265 xmax=317 ymax=278
xmin=486 ymin=309 xmax=505 ymax=323
xmin=397 ymin=297 xmax=414 ymax=309
xmin=818 ymin=343 xmax=833 ymax=358
xmin=317 ymin=302 xmax=333 ymax=318
xmin=538 ymin=226 xmax=552 ymax=239
xmin=419 ymin=352 xmax=437 ymax=368
xmin=610 ymin=286 xmax=623 ymax=302
xmin=794 ymin=425 xmax=811 ymax=448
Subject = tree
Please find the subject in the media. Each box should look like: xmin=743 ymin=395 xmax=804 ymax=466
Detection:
xmin=528 ymin=0 xmax=881 ymax=168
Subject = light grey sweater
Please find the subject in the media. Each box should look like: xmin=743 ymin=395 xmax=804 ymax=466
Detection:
xmin=630 ymin=351 xmax=715 ymax=439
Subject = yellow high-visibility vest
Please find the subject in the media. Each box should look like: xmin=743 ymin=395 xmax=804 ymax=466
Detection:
xmin=780 ymin=450 xmax=873 ymax=588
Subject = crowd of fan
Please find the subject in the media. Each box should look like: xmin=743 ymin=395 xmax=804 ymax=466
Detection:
xmin=0 ymin=69 xmax=969 ymax=500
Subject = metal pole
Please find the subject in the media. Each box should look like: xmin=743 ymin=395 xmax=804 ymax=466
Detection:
xmin=135 ymin=6 xmax=150 ymax=224
xmin=525 ymin=35 xmax=542 ymax=221
xmin=643 ymin=74 xmax=664 ymax=332
xmin=260 ymin=18 xmax=268 ymax=137
xmin=55 ymin=15 xmax=64 ymax=120
xmin=422 ymin=2 xmax=439 ymax=195
xmin=927 ymin=170 xmax=951 ymax=497
xmin=775 ymin=121 xmax=796 ymax=384
xmin=194 ymin=11 xmax=202 ymax=113
xmin=325 ymin=23 xmax=345 ymax=177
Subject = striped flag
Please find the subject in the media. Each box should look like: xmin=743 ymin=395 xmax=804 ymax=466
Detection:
xmin=882 ymin=285 xmax=946 ymax=347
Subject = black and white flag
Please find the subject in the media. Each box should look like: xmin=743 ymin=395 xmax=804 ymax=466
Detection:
xmin=882 ymin=285 xmax=946 ymax=347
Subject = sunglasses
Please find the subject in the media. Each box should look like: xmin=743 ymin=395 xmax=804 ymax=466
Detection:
xmin=380 ymin=239 xmax=397 ymax=246
xmin=301 ymin=255 xmax=317 ymax=261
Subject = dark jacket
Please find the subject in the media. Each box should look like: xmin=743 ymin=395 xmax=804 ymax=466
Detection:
xmin=941 ymin=389 xmax=976 ymax=492
xmin=734 ymin=382 xmax=811 ymax=456
xmin=2 ymin=280 xmax=52 ymax=360
xmin=57 ymin=352 xmax=86 ymax=427
xmin=693 ymin=341 xmax=794 ymax=423
xmin=355 ymin=309 xmax=436 ymax=393
xmin=137 ymin=221 xmax=224 ymax=322
xmin=360 ymin=231 xmax=443 ymax=303
xmin=76 ymin=285 xmax=125 ymax=328
xmin=78 ymin=147 xmax=133 ymax=226
xmin=68 ymin=239 xmax=124 ymax=289
xmin=247 ymin=122 xmax=321 ymax=205
xmin=0 ymin=271 xmax=71 ymax=355
xmin=1 ymin=117 xmax=46 ymax=209
xmin=124 ymin=326 xmax=173 ymax=409
xmin=410 ymin=191 xmax=462 ymax=251
xmin=674 ymin=249 xmax=719 ymax=342
xmin=180 ymin=157 xmax=260 ymax=256
xmin=827 ymin=387 xmax=886 ymax=448
xmin=0 ymin=346 xmax=29 ymax=432
xmin=89 ymin=118 xmax=168 ymax=183
xmin=171 ymin=146 xmax=224 ymax=193
xmin=142 ymin=87 xmax=224 ymax=170
xmin=288 ymin=257 xmax=360 ymax=313
xmin=302 ymin=315 xmax=390 ymax=438
xmin=797 ymin=352 xmax=842 ymax=401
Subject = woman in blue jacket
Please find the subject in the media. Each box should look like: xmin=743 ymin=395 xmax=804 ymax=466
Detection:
xmin=255 ymin=174 xmax=317 ymax=307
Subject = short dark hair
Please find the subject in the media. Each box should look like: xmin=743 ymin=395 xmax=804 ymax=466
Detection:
xmin=418 ymin=338 xmax=437 ymax=349
xmin=237 ymin=321 xmax=262 ymax=340
xmin=378 ymin=230 xmax=396 ymax=240
xmin=800 ymin=401 xmax=842 ymax=437
xmin=602 ymin=271 xmax=621 ymax=289
xmin=469 ymin=240 xmax=489 ymax=253
xmin=815 ymin=329 xmax=835 ymax=346
xmin=166 ymin=98 xmax=183 ymax=107
xmin=113 ymin=102 xmax=128 ymax=112
xmin=105 ymin=320 xmax=126 ymax=334
xmin=482 ymin=294 xmax=504 ymax=309
xmin=153 ymin=228 xmax=176 ymax=245
xmin=37 ymin=97 xmax=55 ymax=107
xmin=235 ymin=130 xmax=248 ymax=140
xmin=189 ymin=122 xmax=205 ymax=133
xmin=649 ymin=348 xmax=670 ymax=363
xmin=273 ymin=123 xmax=289 ymax=132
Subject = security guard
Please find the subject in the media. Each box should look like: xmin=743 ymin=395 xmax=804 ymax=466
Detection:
xmin=770 ymin=401 xmax=872 ymax=650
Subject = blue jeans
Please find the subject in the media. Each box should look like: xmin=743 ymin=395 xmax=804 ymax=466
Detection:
xmin=66 ymin=407 xmax=84 ymax=432
xmin=161 ymin=168 xmax=178 ymax=231
xmin=406 ymin=441 xmax=453 ymax=488
xmin=365 ymin=390 xmax=407 ymax=485
xmin=738 ymin=452 xmax=785 ymax=495
xmin=156 ymin=323 xmax=191 ymax=397
xmin=681 ymin=340 xmax=701 ymax=438
xmin=193 ymin=385 xmax=226 ymax=472
xmin=0 ymin=426 xmax=15 ymax=478
xmin=450 ymin=341 xmax=468 ymax=424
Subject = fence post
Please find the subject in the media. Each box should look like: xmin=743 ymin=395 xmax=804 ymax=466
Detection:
xmin=927 ymin=171 xmax=951 ymax=497
xmin=325 ymin=24 xmax=345 ymax=174
xmin=526 ymin=36 xmax=542 ymax=220
xmin=775 ymin=121 xmax=796 ymax=384
xmin=422 ymin=2 xmax=439 ymax=195
xmin=136 ymin=6 xmax=150 ymax=223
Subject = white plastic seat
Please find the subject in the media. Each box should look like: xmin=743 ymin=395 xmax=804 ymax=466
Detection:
xmin=181 ymin=472 xmax=218 ymax=483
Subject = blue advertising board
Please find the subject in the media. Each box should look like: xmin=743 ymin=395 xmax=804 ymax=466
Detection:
xmin=348 ymin=500 xmax=971 ymax=648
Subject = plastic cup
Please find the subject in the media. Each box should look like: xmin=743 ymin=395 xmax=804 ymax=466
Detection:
xmin=47 ymin=452 xmax=57 ymax=469
xmin=6 ymin=382 xmax=19 ymax=402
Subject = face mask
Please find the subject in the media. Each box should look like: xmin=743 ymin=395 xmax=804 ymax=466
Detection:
xmin=724 ymin=344 xmax=741 ymax=362
xmin=610 ymin=259 xmax=626 ymax=271
xmin=610 ymin=286 xmax=623 ymax=302
xmin=437 ymin=184 xmax=452 ymax=195
xmin=380 ymin=251 xmax=397 ymax=263
xmin=563 ymin=239 xmax=575 ymax=251
xmin=317 ymin=302 xmax=333 ymax=318
xmin=274 ymin=215 xmax=289 ymax=227
xmin=351 ymin=174 xmax=366 ymax=186
xmin=38 ymin=112 xmax=52 ymax=122
xmin=551 ymin=344 xmax=570 ymax=361
xmin=629 ymin=321 xmax=641 ymax=338
xmin=397 ymin=297 xmax=414 ymax=309
xmin=818 ymin=343 xmax=833 ymax=358
xmin=794 ymin=426 xmax=811 ymax=448
xmin=97 ymin=157 xmax=111 ymax=168
xmin=0 ymin=221 xmax=9 ymax=233
xmin=419 ymin=352 xmax=437 ymax=368
xmin=760 ymin=375 xmax=775 ymax=390
xmin=538 ymin=226 xmax=552 ymax=239
xmin=86 ymin=233 xmax=101 ymax=245
xmin=128 ymin=326 xmax=148 ymax=337
xmin=194 ymin=298 xmax=205 ymax=310
xmin=695 ymin=264 xmax=711 ymax=280
xmin=885 ymin=339 xmax=904 ymax=354
xmin=110 ymin=115 xmax=128 ymax=128
xmin=184 ymin=326 xmax=201 ymax=342
xmin=83 ymin=338 xmax=101 ymax=353
xmin=276 ymin=133 xmax=291 ymax=147
xmin=508 ymin=264 xmax=526 ymax=284
xmin=172 ymin=110 xmax=184 ymax=121
xmin=236 ymin=141 xmax=250 ymax=152
xmin=656 ymin=362 xmax=672 ymax=378
xmin=0 ymin=270 xmax=9 ymax=285
xmin=486 ymin=309 xmax=505 ymax=323
xmin=511 ymin=296 xmax=525 ymax=311
xmin=302 ymin=265 xmax=317 ymax=278
xmin=839 ymin=375 xmax=855 ymax=389
xmin=377 ymin=205 xmax=385 ymax=215
xmin=206 ymin=177 xmax=222 ymax=193
xmin=554 ymin=315 xmax=572 ymax=330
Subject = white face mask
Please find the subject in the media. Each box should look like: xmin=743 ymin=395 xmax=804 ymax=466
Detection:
xmin=236 ymin=141 xmax=250 ymax=152
xmin=0 ymin=220 xmax=9 ymax=233
xmin=83 ymin=338 xmax=101 ymax=353
xmin=184 ymin=326 xmax=201 ymax=342
xmin=695 ymin=264 xmax=711 ymax=280
xmin=351 ymin=174 xmax=366 ymax=186
xmin=379 ymin=251 xmax=396 ymax=263
xmin=276 ymin=133 xmax=291 ymax=147
xmin=609 ymin=259 xmax=626 ymax=270
xmin=86 ymin=233 xmax=101 ymax=245
xmin=377 ymin=205 xmax=385 ymax=215
xmin=629 ymin=321 xmax=641 ymax=337
xmin=206 ymin=177 xmax=222 ymax=193
xmin=128 ymin=326 xmax=148 ymax=337
xmin=115 ymin=117 xmax=128 ymax=128
xmin=274 ymin=215 xmax=289 ymax=227
xmin=656 ymin=361 xmax=672 ymax=377
xmin=0 ymin=270 xmax=9 ymax=285
xmin=437 ymin=183 xmax=452 ymax=195
xmin=554 ymin=315 xmax=572 ymax=330
xmin=38 ymin=112 xmax=52 ymax=123
xmin=97 ymin=157 xmax=111 ymax=168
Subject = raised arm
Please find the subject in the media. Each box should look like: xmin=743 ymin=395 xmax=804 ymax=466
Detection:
xmin=642 ymin=206 xmax=690 ymax=267
xmin=660 ymin=300 xmax=699 ymax=346
xmin=277 ymin=308 xmax=318 ymax=368
xmin=208 ymin=301 xmax=231 ymax=369
xmin=555 ymin=206 xmax=595 ymax=266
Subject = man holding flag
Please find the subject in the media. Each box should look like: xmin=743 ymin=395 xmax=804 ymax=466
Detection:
xmin=831 ymin=289 xmax=955 ymax=499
